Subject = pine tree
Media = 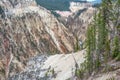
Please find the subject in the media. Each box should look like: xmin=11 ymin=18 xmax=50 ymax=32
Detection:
xmin=86 ymin=23 xmax=96 ymax=74
xmin=86 ymin=26 xmax=93 ymax=74
xmin=80 ymin=0 xmax=120 ymax=78
xmin=112 ymin=36 xmax=120 ymax=60
xmin=85 ymin=0 xmax=113 ymax=73
xmin=112 ymin=0 xmax=120 ymax=60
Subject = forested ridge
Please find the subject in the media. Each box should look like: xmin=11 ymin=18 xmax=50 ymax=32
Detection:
xmin=35 ymin=0 xmax=87 ymax=11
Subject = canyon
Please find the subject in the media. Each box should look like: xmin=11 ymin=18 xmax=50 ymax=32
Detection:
xmin=0 ymin=0 xmax=119 ymax=80
xmin=0 ymin=0 xmax=76 ymax=79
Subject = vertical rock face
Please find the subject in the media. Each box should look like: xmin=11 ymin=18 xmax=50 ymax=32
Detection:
xmin=0 ymin=0 xmax=76 ymax=79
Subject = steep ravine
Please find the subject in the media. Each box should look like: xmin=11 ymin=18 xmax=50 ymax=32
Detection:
xmin=0 ymin=0 xmax=76 ymax=79
xmin=0 ymin=0 xmax=120 ymax=80
xmin=58 ymin=5 xmax=97 ymax=43
xmin=66 ymin=7 xmax=96 ymax=42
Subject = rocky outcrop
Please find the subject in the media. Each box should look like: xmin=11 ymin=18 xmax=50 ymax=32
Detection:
xmin=0 ymin=0 xmax=76 ymax=79
xmin=70 ymin=2 xmax=92 ymax=13
xmin=9 ymin=50 xmax=86 ymax=80
xmin=8 ymin=48 xmax=120 ymax=80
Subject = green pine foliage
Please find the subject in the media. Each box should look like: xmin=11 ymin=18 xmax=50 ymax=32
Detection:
xmin=112 ymin=36 xmax=120 ymax=60
xmin=86 ymin=25 xmax=96 ymax=73
xmin=82 ymin=0 xmax=120 ymax=77
xmin=74 ymin=36 xmax=80 ymax=52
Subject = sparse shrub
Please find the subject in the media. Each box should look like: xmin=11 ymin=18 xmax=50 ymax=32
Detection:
xmin=75 ymin=62 xmax=87 ymax=80
xmin=74 ymin=36 xmax=80 ymax=52
xmin=106 ymin=77 xmax=115 ymax=80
